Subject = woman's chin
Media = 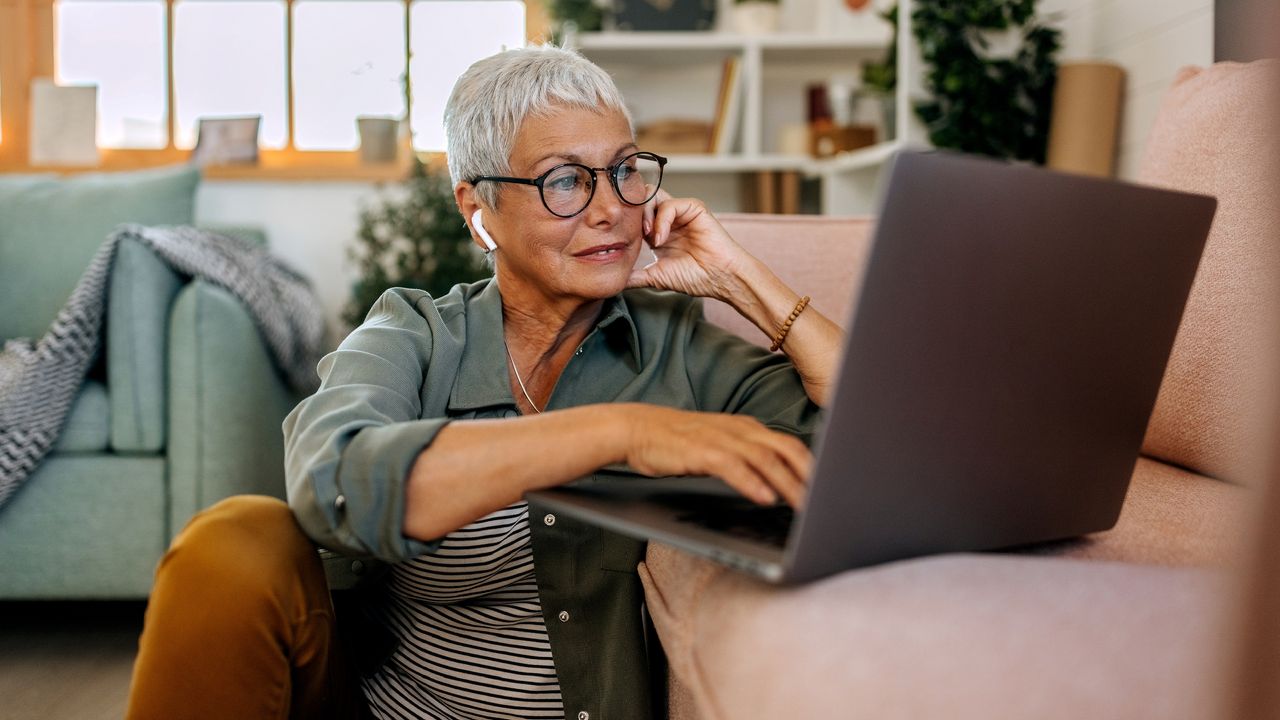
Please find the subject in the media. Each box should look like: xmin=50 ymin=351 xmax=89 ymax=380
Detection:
xmin=569 ymin=256 xmax=634 ymax=297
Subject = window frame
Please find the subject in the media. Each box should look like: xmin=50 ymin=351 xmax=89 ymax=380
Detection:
xmin=0 ymin=0 xmax=547 ymax=180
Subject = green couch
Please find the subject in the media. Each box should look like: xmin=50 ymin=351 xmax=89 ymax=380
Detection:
xmin=0 ymin=165 xmax=303 ymax=599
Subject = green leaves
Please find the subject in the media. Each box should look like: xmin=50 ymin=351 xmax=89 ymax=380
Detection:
xmin=343 ymin=158 xmax=491 ymax=328
xmin=862 ymin=4 xmax=899 ymax=95
xmin=911 ymin=0 xmax=1061 ymax=163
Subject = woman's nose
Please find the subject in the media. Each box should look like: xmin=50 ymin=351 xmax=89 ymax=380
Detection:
xmin=582 ymin=172 xmax=629 ymax=221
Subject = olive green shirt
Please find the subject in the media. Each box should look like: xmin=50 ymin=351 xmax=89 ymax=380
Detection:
xmin=282 ymin=276 xmax=820 ymax=719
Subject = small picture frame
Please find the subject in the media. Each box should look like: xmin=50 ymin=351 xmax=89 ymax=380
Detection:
xmin=190 ymin=116 xmax=261 ymax=166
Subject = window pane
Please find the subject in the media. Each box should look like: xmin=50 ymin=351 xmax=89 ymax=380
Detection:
xmin=173 ymin=0 xmax=287 ymax=149
xmin=408 ymin=0 xmax=524 ymax=152
xmin=293 ymin=0 xmax=406 ymax=151
xmin=55 ymin=0 xmax=167 ymax=149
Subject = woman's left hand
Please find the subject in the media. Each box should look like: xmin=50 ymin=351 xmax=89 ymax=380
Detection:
xmin=628 ymin=188 xmax=756 ymax=302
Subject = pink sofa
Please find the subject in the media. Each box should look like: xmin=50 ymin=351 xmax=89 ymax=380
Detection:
xmin=641 ymin=60 xmax=1278 ymax=719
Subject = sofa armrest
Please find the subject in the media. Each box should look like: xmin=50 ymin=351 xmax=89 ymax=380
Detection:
xmin=166 ymin=279 xmax=301 ymax=541
xmin=108 ymin=234 xmax=184 ymax=452
xmin=106 ymin=224 xmax=271 ymax=453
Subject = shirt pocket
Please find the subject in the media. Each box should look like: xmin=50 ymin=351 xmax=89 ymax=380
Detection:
xmin=597 ymin=526 xmax=647 ymax=574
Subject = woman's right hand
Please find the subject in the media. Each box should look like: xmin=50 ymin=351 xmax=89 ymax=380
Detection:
xmin=614 ymin=404 xmax=813 ymax=509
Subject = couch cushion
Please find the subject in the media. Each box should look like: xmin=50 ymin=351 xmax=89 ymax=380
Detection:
xmin=107 ymin=235 xmax=185 ymax=452
xmin=1027 ymin=457 xmax=1252 ymax=566
xmin=641 ymin=549 xmax=1230 ymax=720
xmin=49 ymin=380 xmax=111 ymax=453
xmin=701 ymin=214 xmax=873 ymax=344
xmin=1137 ymin=61 xmax=1280 ymax=485
xmin=0 ymin=454 xmax=168 ymax=599
xmin=0 ymin=164 xmax=201 ymax=343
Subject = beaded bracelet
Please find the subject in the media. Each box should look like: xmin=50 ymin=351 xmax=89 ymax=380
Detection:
xmin=769 ymin=295 xmax=810 ymax=352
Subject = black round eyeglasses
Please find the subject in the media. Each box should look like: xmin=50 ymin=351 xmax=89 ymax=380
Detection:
xmin=469 ymin=151 xmax=667 ymax=219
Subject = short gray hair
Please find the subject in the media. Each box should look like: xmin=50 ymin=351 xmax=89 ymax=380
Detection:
xmin=444 ymin=44 xmax=635 ymax=211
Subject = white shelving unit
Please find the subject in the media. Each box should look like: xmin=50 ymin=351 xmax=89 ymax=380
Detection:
xmin=568 ymin=0 xmax=927 ymax=215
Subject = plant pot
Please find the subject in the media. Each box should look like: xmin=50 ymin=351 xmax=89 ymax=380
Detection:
xmin=357 ymin=116 xmax=400 ymax=164
xmin=729 ymin=2 xmax=780 ymax=34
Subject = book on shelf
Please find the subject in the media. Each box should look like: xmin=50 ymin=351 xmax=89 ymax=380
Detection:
xmin=749 ymin=170 xmax=802 ymax=215
xmin=707 ymin=56 xmax=743 ymax=155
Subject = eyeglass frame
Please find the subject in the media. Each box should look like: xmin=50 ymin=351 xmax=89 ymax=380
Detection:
xmin=469 ymin=150 xmax=668 ymax=219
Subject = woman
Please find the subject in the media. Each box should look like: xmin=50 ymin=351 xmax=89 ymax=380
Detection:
xmin=126 ymin=45 xmax=842 ymax=720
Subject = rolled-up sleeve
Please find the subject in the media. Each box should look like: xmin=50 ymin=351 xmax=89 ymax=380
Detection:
xmin=682 ymin=297 xmax=823 ymax=445
xmin=282 ymin=288 xmax=449 ymax=562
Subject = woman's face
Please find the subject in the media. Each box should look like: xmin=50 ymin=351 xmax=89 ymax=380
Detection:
xmin=482 ymin=104 xmax=645 ymax=304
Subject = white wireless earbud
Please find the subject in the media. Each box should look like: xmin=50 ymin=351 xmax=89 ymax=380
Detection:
xmin=472 ymin=209 xmax=497 ymax=253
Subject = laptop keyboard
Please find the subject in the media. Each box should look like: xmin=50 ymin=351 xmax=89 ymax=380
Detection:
xmin=650 ymin=493 xmax=796 ymax=548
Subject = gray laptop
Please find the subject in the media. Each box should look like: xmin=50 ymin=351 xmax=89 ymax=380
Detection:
xmin=525 ymin=150 xmax=1216 ymax=585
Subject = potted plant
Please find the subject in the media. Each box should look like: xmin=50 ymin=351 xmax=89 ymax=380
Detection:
xmin=729 ymin=0 xmax=780 ymax=35
xmin=548 ymin=0 xmax=604 ymax=44
xmin=911 ymin=0 xmax=1061 ymax=163
xmin=862 ymin=1 xmax=1059 ymax=158
xmin=343 ymin=156 xmax=491 ymax=328
xmin=861 ymin=3 xmax=899 ymax=140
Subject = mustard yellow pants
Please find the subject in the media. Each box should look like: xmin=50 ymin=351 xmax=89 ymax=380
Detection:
xmin=125 ymin=495 xmax=374 ymax=720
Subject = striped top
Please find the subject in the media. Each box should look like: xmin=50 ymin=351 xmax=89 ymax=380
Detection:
xmin=360 ymin=499 xmax=564 ymax=719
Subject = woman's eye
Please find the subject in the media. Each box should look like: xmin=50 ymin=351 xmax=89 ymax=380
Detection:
xmin=548 ymin=174 xmax=579 ymax=191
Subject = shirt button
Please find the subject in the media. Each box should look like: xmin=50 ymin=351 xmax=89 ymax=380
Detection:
xmin=558 ymin=610 xmax=570 ymax=623
xmin=574 ymin=346 xmax=583 ymax=356
xmin=578 ymin=712 xmax=590 ymax=720
xmin=350 ymin=560 xmax=364 ymax=575
xmin=334 ymin=494 xmax=347 ymax=512
xmin=543 ymin=513 xmax=556 ymax=526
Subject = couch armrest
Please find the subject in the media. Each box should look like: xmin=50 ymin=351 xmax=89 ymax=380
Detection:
xmin=108 ymin=234 xmax=184 ymax=452
xmin=166 ymin=279 xmax=301 ymax=540
xmin=106 ymin=224 xmax=271 ymax=452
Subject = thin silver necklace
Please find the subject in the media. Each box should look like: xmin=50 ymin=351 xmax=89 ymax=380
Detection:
xmin=503 ymin=336 xmax=542 ymax=414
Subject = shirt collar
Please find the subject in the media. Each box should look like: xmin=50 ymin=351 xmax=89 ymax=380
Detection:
xmin=447 ymin=277 xmax=642 ymax=412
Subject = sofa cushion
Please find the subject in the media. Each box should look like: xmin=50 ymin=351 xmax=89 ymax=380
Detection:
xmin=0 ymin=454 xmax=168 ymax=598
xmin=640 ymin=549 xmax=1229 ymax=720
xmin=1137 ymin=61 xmax=1280 ymax=485
xmin=50 ymin=380 xmax=111 ymax=453
xmin=0 ymin=164 xmax=201 ymax=343
xmin=1027 ymin=457 xmax=1251 ymax=566
xmin=701 ymin=214 xmax=873 ymax=344
xmin=107 ymin=235 xmax=185 ymax=453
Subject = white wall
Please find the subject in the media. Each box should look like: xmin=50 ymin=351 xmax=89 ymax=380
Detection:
xmin=195 ymin=181 xmax=387 ymax=348
xmin=1041 ymin=0 xmax=1215 ymax=178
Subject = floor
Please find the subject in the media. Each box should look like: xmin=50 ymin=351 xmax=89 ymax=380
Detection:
xmin=0 ymin=601 xmax=144 ymax=720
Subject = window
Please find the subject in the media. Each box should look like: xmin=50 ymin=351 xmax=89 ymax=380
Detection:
xmin=293 ymin=0 xmax=406 ymax=151
xmin=408 ymin=0 xmax=524 ymax=152
xmin=55 ymin=0 xmax=168 ymax=149
xmin=173 ymin=0 xmax=288 ymax=149
xmin=0 ymin=0 xmax=541 ymax=173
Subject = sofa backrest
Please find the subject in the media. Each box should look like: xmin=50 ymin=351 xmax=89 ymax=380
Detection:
xmin=1135 ymin=61 xmax=1279 ymax=486
xmin=703 ymin=214 xmax=875 ymax=344
xmin=0 ymin=164 xmax=201 ymax=343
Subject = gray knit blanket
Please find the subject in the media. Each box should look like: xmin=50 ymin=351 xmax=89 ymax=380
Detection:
xmin=0 ymin=224 xmax=326 ymax=511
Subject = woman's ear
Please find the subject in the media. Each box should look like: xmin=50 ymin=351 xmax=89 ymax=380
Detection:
xmin=455 ymin=183 xmax=494 ymax=254
xmin=472 ymin=209 xmax=498 ymax=252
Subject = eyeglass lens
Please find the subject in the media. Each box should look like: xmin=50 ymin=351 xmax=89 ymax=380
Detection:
xmin=542 ymin=154 xmax=663 ymax=217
